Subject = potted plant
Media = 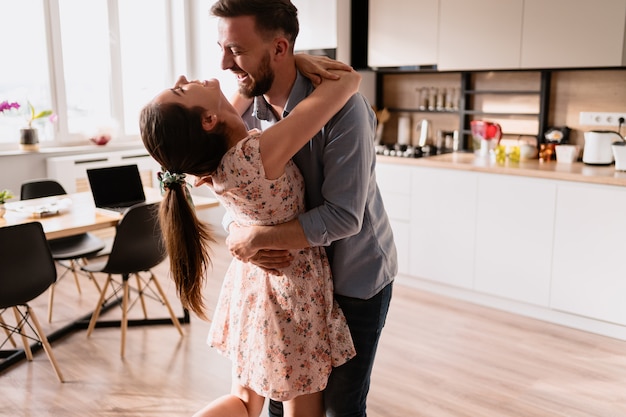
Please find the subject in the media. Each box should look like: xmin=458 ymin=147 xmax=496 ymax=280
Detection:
xmin=0 ymin=100 xmax=56 ymax=151
xmin=0 ymin=189 xmax=14 ymax=218
xmin=20 ymin=102 xmax=56 ymax=151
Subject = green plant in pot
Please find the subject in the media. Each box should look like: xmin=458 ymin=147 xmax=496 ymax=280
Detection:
xmin=0 ymin=189 xmax=14 ymax=218
xmin=1 ymin=100 xmax=56 ymax=151
xmin=21 ymin=102 xmax=55 ymax=151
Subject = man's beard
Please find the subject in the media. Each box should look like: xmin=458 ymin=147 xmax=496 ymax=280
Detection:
xmin=238 ymin=52 xmax=274 ymax=98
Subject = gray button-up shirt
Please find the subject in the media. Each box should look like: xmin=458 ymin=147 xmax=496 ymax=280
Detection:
xmin=241 ymin=71 xmax=397 ymax=299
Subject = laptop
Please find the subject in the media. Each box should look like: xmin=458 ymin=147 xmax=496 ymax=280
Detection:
xmin=87 ymin=164 xmax=146 ymax=215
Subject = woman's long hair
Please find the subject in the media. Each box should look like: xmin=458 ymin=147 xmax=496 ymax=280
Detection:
xmin=140 ymin=101 xmax=228 ymax=319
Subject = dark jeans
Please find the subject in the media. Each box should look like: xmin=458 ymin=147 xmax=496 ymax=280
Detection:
xmin=268 ymin=282 xmax=393 ymax=417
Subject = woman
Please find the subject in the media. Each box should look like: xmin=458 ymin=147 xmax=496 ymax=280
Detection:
xmin=140 ymin=65 xmax=360 ymax=417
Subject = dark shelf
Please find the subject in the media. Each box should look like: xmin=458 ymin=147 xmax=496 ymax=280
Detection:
xmin=388 ymin=108 xmax=460 ymax=114
xmin=464 ymin=90 xmax=542 ymax=95
xmin=463 ymin=110 xmax=540 ymax=117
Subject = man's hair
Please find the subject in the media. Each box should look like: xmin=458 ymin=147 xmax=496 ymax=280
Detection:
xmin=210 ymin=0 xmax=299 ymax=45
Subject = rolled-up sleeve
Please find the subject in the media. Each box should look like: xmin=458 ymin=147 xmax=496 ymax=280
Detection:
xmin=297 ymin=94 xmax=376 ymax=247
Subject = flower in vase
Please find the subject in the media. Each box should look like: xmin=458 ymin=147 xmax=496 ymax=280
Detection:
xmin=25 ymin=101 xmax=56 ymax=128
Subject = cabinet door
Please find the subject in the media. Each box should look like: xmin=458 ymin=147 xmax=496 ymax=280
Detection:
xmin=474 ymin=174 xmax=556 ymax=306
xmin=438 ymin=0 xmax=523 ymax=70
xmin=376 ymin=163 xmax=412 ymax=275
xmin=410 ymin=167 xmax=477 ymax=288
xmin=521 ymin=0 xmax=626 ymax=68
xmin=551 ymin=184 xmax=626 ymax=326
xmin=368 ymin=0 xmax=438 ymax=68
xmin=292 ymin=0 xmax=337 ymax=51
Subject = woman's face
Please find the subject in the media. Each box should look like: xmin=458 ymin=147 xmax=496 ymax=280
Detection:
xmin=153 ymin=76 xmax=225 ymax=114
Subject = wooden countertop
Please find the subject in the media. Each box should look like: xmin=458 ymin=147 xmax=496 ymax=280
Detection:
xmin=377 ymin=153 xmax=626 ymax=187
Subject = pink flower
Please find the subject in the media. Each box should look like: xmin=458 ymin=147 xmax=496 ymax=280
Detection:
xmin=0 ymin=100 xmax=20 ymax=113
xmin=1 ymin=100 xmax=56 ymax=128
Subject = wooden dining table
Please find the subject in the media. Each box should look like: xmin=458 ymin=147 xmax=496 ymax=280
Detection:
xmin=0 ymin=187 xmax=219 ymax=239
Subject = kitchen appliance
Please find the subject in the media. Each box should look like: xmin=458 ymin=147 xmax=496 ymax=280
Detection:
xmin=397 ymin=115 xmax=411 ymax=146
xmin=415 ymin=119 xmax=432 ymax=148
xmin=470 ymin=120 xmax=502 ymax=155
xmin=544 ymin=126 xmax=571 ymax=144
xmin=582 ymin=130 xmax=623 ymax=165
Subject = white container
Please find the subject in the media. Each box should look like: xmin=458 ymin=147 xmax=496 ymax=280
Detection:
xmin=397 ymin=115 xmax=411 ymax=146
xmin=612 ymin=143 xmax=626 ymax=171
xmin=583 ymin=130 xmax=621 ymax=164
xmin=555 ymin=145 xmax=579 ymax=164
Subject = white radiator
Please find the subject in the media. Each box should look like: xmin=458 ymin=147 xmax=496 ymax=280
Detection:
xmin=46 ymin=149 xmax=161 ymax=193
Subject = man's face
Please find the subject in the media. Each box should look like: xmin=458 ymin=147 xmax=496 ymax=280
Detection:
xmin=217 ymin=16 xmax=275 ymax=98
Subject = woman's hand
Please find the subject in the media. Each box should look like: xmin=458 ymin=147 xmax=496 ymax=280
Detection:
xmin=295 ymin=54 xmax=353 ymax=86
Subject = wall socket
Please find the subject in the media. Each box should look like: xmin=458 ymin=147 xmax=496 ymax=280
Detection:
xmin=579 ymin=112 xmax=626 ymax=127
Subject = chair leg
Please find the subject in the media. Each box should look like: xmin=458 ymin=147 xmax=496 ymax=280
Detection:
xmin=134 ymin=273 xmax=149 ymax=319
xmin=47 ymin=283 xmax=56 ymax=323
xmin=12 ymin=307 xmax=33 ymax=361
xmin=149 ymin=272 xmax=184 ymax=336
xmin=0 ymin=314 xmax=17 ymax=347
xmin=26 ymin=305 xmax=65 ymax=382
xmin=89 ymin=270 xmax=102 ymax=293
xmin=87 ymin=274 xmax=112 ymax=337
xmin=121 ymin=278 xmax=130 ymax=358
xmin=69 ymin=260 xmax=83 ymax=295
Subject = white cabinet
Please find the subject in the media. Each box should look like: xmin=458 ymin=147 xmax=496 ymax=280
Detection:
xmin=521 ymin=0 xmax=626 ymax=68
xmin=376 ymin=162 xmax=412 ymax=275
xmin=474 ymin=174 xmax=556 ymax=306
xmin=368 ymin=0 xmax=439 ymax=68
xmin=438 ymin=0 xmax=626 ymax=70
xmin=551 ymin=183 xmax=626 ymax=326
xmin=437 ymin=0 xmax=524 ymax=70
xmin=292 ymin=0 xmax=337 ymax=51
xmin=410 ymin=167 xmax=478 ymax=289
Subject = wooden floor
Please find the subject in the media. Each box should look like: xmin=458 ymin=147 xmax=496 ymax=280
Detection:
xmin=2 ymin=234 xmax=626 ymax=417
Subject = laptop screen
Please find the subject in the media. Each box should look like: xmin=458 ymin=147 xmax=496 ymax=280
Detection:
xmin=87 ymin=164 xmax=146 ymax=209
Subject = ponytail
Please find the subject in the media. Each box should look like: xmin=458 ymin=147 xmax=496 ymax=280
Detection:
xmin=159 ymin=181 xmax=215 ymax=319
xmin=140 ymin=100 xmax=228 ymax=320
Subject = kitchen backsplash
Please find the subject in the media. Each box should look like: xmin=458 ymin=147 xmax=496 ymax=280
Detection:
xmin=378 ymin=68 xmax=626 ymax=149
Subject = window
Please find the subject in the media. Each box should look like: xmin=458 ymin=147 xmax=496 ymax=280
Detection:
xmin=0 ymin=0 xmax=187 ymax=148
xmin=0 ymin=0 xmax=52 ymax=143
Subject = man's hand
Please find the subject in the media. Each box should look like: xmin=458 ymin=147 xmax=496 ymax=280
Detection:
xmin=226 ymin=223 xmax=294 ymax=274
xmin=248 ymin=249 xmax=293 ymax=275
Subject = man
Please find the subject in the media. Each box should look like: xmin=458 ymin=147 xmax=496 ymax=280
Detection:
xmin=210 ymin=1 xmax=397 ymax=416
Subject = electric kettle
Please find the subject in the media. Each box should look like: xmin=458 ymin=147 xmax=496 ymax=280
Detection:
xmin=583 ymin=130 xmax=623 ymax=165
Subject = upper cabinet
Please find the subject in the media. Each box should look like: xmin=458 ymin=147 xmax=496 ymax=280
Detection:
xmin=437 ymin=0 xmax=524 ymax=71
xmin=293 ymin=0 xmax=338 ymax=51
xmin=520 ymin=0 xmax=626 ymax=68
xmin=371 ymin=0 xmax=626 ymax=70
xmin=368 ymin=0 xmax=439 ymax=68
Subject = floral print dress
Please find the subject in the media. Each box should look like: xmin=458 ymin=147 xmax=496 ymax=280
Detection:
xmin=206 ymin=131 xmax=355 ymax=401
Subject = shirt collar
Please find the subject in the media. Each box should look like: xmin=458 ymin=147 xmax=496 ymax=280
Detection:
xmin=251 ymin=70 xmax=312 ymax=121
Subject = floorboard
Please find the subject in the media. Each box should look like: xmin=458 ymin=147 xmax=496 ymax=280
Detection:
xmin=2 ymin=235 xmax=626 ymax=416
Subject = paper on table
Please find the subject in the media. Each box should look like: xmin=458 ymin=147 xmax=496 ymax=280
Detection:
xmin=5 ymin=197 xmax=73 ymax=218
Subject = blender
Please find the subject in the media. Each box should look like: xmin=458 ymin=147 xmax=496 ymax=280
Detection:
xmin=471 ymin=120 xmax=502 ymax=156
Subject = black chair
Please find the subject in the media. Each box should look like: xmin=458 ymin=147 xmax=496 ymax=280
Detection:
xmin=80 ymin=202 xmax=183 ymax=357
xmin=20 ymin=179 xmax=107 ymax=322
xmin=0 ymin=222 xmax=65 ymax=382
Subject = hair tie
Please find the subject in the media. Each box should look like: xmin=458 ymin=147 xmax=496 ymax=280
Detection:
xmin=158 ymin=170 xmax=194 ymax=208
